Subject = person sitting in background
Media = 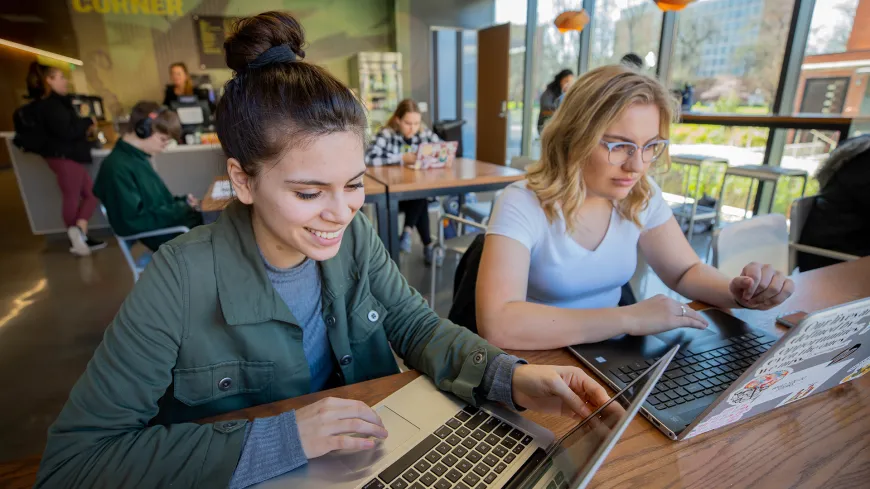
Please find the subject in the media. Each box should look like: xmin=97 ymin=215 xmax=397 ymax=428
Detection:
xmin=162 ymin=62 xmax=195 ymax=107
xmin=475 ymin=65 xmax=795 ymax=351
xmin=93 ymin=101 xmax=202 ymax=251
xmin=797 ymin=134 xmax=870 ymax=271
xmin=24 ymin=62 xmax=105 ymax=256
xmin=365 ymin=99 xmax=441 ymax=264
xmin=537 ymin=69 xmax=574 ymax=134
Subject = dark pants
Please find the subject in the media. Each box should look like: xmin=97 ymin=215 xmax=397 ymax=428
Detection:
xmin=46 ymin=157 xmax=98 ymax=228
xmin=399 ymin=199 xmax=432 ymax=246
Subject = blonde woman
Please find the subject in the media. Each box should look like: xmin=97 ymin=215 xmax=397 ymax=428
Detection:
xmin=476 ymin=65 xmax=795 ymax=350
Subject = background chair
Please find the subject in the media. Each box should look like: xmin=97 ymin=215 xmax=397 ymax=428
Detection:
xmin=712 ymin=213 xmax=789 ymax=278
xmin=788 ymin=196 xmax=859 ymax=271
xmin=100 ymin=206 xmax=190 ymax=282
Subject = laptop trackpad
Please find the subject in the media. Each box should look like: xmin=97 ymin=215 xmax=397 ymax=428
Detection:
xmin=655 ymin=326 xmax=718 ymax=347
xmin=332 ymin=406 xmax=420 ymax=474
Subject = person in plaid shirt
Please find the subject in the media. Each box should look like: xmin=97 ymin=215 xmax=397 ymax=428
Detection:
xmin=365 ymin=99 xmax=441 ymax=265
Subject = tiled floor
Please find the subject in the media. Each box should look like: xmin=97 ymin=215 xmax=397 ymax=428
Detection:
xmin=0 ymin=169 xmax=713 ymax=461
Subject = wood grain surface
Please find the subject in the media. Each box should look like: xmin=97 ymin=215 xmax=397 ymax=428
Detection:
xmin=364 ymin=158 xmax=524 ymax=193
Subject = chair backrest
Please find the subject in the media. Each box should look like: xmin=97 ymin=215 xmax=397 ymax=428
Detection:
xmin=713 ymin=213 xmax=790 ymax=278
xmin=448 ymin=233 xmax=487 ymax=334
xmin=788 ymin=196 xmax=815 ymax=271
xmin=789 ymin=196 xmax=815 ymax=244
xmin=509 ymin=156 xmax=536 ymax=171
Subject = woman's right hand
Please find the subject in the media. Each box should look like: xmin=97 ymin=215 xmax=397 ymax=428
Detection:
xmin=622 ymin=294 xmax=708 ymax=336
xmin=295 ymin=397 xmax=389 ymax=459
xmin=402 ymin=152 xmax=417 ymax=164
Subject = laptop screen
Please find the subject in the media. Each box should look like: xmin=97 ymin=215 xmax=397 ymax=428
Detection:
xmin=522 ymin=346 xmax=677 ymax=489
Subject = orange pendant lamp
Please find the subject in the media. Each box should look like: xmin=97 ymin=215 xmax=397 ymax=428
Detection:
xmin=554 ymin=10 xmax=590 ymax=33
xmin=653 ymin=0 xmax=697 ymax=11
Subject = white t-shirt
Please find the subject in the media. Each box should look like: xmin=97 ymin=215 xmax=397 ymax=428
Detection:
xmin=486 ymin=179 xmax=673 ymax=309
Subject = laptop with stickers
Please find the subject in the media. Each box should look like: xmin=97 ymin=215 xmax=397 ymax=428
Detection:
xmin=569 ymin=297 xmax=870 ymax=440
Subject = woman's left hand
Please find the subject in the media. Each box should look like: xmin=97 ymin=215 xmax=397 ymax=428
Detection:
xmin=512 ymin=365 xmax=609 ymax=419
xmin=728 ymin=262 xmax=795 ymax=310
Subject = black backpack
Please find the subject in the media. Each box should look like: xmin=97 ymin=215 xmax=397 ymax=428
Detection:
xmin=13 ymin=99 xmax=48 ymax=155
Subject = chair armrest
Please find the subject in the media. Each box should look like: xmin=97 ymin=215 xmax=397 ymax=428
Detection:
xmin=442 ymin=214 xmax=487 ymax=231
xmin=788 ymin=242 xmax=860 ymax=262
xmin=118 ymin=226 xmax=191 ymax=241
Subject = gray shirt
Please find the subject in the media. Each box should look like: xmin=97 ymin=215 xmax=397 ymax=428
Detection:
xmin=262 ymin=257 xmax=333 ymax=391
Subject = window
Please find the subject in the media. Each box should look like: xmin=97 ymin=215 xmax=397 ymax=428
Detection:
xmin=672 ymin=0 xmax=795 ymax=114
xmin=529 ymin=0 xmax=584 ymax=158
xmin=776 ymin=0 xmax=863 ymax=207
xmin=589 ymin=0 xmax=662 ymax=73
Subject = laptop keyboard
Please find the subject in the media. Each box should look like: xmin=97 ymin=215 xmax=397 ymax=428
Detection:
xmin=363 ymin=406 xmax=534 ymax=489
xmin=609 ymin=332 xmax=776 ymax=411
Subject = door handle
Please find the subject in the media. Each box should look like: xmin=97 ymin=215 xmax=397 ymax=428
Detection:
xmin=498 ymin=101 xmax=507 ymax=118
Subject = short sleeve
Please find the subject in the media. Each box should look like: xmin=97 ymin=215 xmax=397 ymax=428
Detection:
xmin=641 ymin=178 xmax=673 ymax=230
xmin=486 ymin=182 xmax=546 ymax=251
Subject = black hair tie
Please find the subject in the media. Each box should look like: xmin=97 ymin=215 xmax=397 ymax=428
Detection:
xmin=246 ymin=45 xmax=301 ymax=71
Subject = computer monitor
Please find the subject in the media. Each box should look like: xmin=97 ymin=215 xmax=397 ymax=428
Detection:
xmin=170 ymin=96 xmax=212 ymax=136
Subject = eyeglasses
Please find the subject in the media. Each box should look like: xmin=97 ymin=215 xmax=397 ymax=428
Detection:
xmin=599 ymin=139 xmax=669 ymax=166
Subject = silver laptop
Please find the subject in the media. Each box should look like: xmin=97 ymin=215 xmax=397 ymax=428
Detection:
xmin=256 ymin=346 xmax=678 ymax=489
xmin=570 ymin=297 xmax=870 ymax=441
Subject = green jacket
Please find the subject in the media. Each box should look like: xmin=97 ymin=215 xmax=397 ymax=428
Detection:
xmin=36 ymin=201 xmax=504 ymax=488
xmin=92 ymin=139 xmax=201 ymax=250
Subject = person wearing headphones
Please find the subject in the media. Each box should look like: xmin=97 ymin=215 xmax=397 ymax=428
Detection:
xmin=93 ymin=101 xmax=203 ymax=251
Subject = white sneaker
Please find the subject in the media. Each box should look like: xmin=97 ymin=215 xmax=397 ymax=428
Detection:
xmin=67 ymin=226 xmax=91 ymax=256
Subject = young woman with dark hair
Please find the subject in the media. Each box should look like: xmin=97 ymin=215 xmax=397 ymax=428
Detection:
xmin=25 ymin=62 xmax=105 ymax=256
xmin=365 ymin=99 xmax=442 ymax=264
xmin=36 ymin=11 xmax=608 ymax=489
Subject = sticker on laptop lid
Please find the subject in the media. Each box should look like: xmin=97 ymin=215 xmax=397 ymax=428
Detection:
xmin=840 ymin=356 xmax=870 ymax=384
xmin=755 ymin=309 xmax=868 ymax=376
xmin=727 ymin=368 xmax=792 ymax=406
xmin=684 ymin=403 xmax=752 ymax=439
xmin=766 ymin=361 xmax=853 ymax=407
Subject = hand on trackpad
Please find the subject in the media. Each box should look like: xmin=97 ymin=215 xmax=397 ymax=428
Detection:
xmin=332 ymin=406 xmax=420 ymax=473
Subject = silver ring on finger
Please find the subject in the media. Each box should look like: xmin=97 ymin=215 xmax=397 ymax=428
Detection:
xmin=680 ymin=305 xmax=687 ymax=317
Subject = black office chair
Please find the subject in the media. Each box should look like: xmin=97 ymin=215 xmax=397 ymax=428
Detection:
xmin=447 ymin=234 xmax=638 ymax=335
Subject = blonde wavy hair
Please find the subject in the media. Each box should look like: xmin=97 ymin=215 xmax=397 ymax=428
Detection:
xmin=527 ymin=64 xmax=679 ymax=231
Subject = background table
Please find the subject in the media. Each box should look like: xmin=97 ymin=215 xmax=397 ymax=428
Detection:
xmin=199 ymin=176 xmax=391 ymax=253
xmin=365 ymin=158 xmax=525 ymax=262
xmin=3 ymin=259 xmax=867 ymax=489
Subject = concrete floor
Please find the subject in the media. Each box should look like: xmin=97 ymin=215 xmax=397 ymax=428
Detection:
xmin=0 ymin=168 xmax=712 ymax=462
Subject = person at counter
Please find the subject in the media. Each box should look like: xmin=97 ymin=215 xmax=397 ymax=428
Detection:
xmin=162 ymin=62 xmax=195 ymax=107
xmin=24 ymin=62 xmax=105 ymax=256
xmin=92 ymin=101 xmax=202 ymax=251
xmin=365 ymin=99 xmax=441 ymax=264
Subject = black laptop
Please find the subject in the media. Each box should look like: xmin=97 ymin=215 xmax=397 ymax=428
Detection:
xmin=568 ymin=308 xmax=778 ymax=440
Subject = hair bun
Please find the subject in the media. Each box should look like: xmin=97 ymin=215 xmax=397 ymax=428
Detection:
xmin=224 ymin=11 xmax=307 ymax=73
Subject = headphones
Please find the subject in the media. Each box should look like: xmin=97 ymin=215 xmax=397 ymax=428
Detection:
xmin=134 ymin=107 xmax=167 ymax=139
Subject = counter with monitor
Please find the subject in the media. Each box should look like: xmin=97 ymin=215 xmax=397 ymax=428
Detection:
xmin=2 ymin=132 xmax=226 ymax=236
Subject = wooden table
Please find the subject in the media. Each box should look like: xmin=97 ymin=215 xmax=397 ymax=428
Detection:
xmin=3 ymin=259 xmax=868 ymax=489
xmin=365 ymin=158 xmax=525 ymax=262
xmin=199 ymin=176 xmax=391 ymax=252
